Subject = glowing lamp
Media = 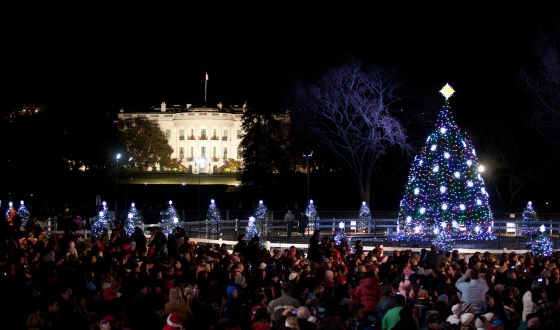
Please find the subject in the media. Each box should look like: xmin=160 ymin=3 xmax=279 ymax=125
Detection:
xmin=99 ymin=211 xmax=103 ymax=217
xmin=466 ymin=160 xmax=472 ymax=166
xmin=128 ymin=213 xmax=132 ymax=219
xmin=444 ymin=152 xmax=450 ymax=159
xmin=420 ymin=207 xmax=426 ymax=214
xmin=102 ymin=201 xmax=107 ymax=206
xmin=459 ymin=204 xmax=466 ymax=210
xmin=440 ymin=222 xmax=447 ymax=229
xmin=434 ymin=228 xmax=440 ymax=234
xmin=477 ymin=199 xmax=482 ymax=205
xmin=467 ymin=181 xmax=474 ymax=187
xmin=478 ymin=165 xmax=485 ymax=172
xmin=406 ymin=216 xmax=412 ymax=223
xmin=440 ymin=186 xmax=446 ymax=193
xmin=173 ymin=217 xmax=179 ymax=224
xmin=414 ymin=188 xmax=420 ymax=195
xmin=414 ymin=225 xmax=422 ymax=234
xmin=259 ymin=200 xmax=263 ymax=205
xmin=452 ymin=220 xmax=459 ymax=228
xmin=339 ymin=222 xmax=345 ymax=229
xmin=475 ymin=226 xmax=481 ymax=233
xmin=362 ymin=201 xmax=366 ymax=206
xmin=440 ymin=127 xmax=447 ymax=134
xmin=169 ymin=200 xmax=173 ymax=205
xmin=540 ymin=225 xmax=546 ymax=233
xmin=433 ymin=165 xmax=439 ymax=173
xmin=131 ymin=203 xmax=135 ymax=207
xmin=442 ymin=203 xmax=448 ymax=210
xmin=211 ymin=199 xmax=215 ymax=204
xmin=454 ymin=172 xmax=460 ymax=178
xmin=431 ymin=145 xmax=437 ymax=151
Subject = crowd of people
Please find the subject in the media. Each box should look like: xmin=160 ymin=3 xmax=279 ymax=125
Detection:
xmin=2 ymin=209 xmax=560 ymax=330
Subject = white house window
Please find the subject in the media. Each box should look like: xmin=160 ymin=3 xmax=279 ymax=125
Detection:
xmin=223 ymin=147 xmax=227 ymax=159
xmin=222 ymin=130 xmax=228 ymax=141
xmin=237 ymin=129 xmax=242 ymax=139
xmin=201 ymin=147 xmax=206 ymax=158
xmin=179 ymin=129 xmax=184 ymax=140
xmin=166 ymin=129 xmax=171 ymax=139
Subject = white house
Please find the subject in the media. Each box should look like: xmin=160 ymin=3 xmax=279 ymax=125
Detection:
xmin=118 ymin=102 xmax=246 ymax=173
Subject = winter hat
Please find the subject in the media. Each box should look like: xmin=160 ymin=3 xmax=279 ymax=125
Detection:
xmin=482 ymin=313 xmax=494 ymax=322
xmin=461 ymin=313 xmax=474 ymax=325
xmin=409 ymin=273 xmax=420 ymax=284
xmin=289 ymin=273 xmax=298 ymax=281
xmin=461 ymin=302 xmax=472 ymax=314
xmin=438 ymin=294 xmax=449 ymax=302
xmin=163 ymin=312 xmax=183 ymax=330
xmin=226 ymin=286 xmax=238 ymax=298
xmin=451 ymin=304 xmax=462 ymax=316
xmin=103 ymin=287 xmax=118 ymax=301
xmin=475 ymin=318 xmax=485 ymax=329
xmin=337 ymin=275 xmax=347 ymax=284
xmin=403 ymin=267 xmax=414 ymax=279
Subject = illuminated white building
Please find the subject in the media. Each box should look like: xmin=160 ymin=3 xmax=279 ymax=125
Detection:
xmin=117 ymin=102 xmax=246 ymax=173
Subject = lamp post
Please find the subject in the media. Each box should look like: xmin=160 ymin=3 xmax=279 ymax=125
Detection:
xmin=303 ymin=151 xmax=313 ymax=204
xmin=116 ymin=154 xmax=121 ymax=224
xmin=124 ymin=157 xmax=132 ymax=219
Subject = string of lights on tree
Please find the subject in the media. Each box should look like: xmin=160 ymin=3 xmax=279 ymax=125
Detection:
xmin=359 ymin=201 xmax=371 ymax=233
xmin=520 ymin=201 xmax=538 ymax=235
xmin=394 ymin=84 xmax=495 ymax=242
xmin=207 ymin=199 xmax=222 ymax=238
xmin=18 ymin=200 xmax=30 ymax=226
xmin=126 ymin=202 xmax=142 ymax=235
xmin=161 ymin=200 xmax=179 ymax=234
xmin=92 ymin=201 xmax=111 ymax=237
xmin=532 ymin=225 xmax=553 ymax=256
xmin=306 ymin=200 xmax=318 ymax=231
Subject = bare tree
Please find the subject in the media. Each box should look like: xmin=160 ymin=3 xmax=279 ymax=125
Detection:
xmin=519 ymin=19 xmax=560 ymax=154
xmin=287 ymin=57 xmax=409 ymax=205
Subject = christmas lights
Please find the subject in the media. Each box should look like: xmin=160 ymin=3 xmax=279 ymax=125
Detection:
xmin=161 ymin=200 xmax=179 ymax=233
xmin=395 ymin=84 xmax=495 ymax=242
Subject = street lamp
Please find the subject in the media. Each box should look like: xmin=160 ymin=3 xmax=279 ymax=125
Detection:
xmin=116 ymin=153 xmax=121 ymax=224
xmin=303 ymin=151 xmax=313 ymax=204
xmin=124 ymin=157 xmax=133 ymax=219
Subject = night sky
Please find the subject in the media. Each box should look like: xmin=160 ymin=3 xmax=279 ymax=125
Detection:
xmin=5 ymin=4 xmax=558 ymax=116
xmin=3 ymin=4 xmax=560 ymax=209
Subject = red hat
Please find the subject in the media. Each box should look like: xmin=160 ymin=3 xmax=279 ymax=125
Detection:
xmin=333 ymin=250 xmax=341 ymax=255
xmin=103 ymin=287 xmax=117 ymax=301
xmin=337 ymin=275 xmax=347 ymax=284
xmin=374 ymin=246 xmax=383 ymax=252
xmin=163 ymin=312 xmax=183 ymax=330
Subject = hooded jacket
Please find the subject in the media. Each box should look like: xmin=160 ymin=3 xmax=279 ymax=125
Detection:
xmin=353 ymin=277 xmax=382 ymax=312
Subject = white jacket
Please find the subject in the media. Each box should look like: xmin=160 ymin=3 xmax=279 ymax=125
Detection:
xmin=521 ymin=290 xmax=535 ymax=322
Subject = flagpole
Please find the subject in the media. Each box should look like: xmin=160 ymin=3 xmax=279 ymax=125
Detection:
xmin=204 ymin=72 xmax=208 ymax=106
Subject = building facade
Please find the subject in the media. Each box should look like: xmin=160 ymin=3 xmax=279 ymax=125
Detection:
xmin=118 ymin=102 xmax=246 ymax=173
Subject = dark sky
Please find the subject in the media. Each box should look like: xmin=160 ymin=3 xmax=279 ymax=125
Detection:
xmin=4 ymin=4 xmax=559 ymax=120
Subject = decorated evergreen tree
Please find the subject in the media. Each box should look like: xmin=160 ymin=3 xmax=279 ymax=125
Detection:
xmin=207 ymin=199 xmax=222 ymax=238
xmin=306 ymin=200 xmax=318 ymax=231
xmin=92 ymin=201 xmax=111 ymax=237
xmin=254 ymin=200 xmax=269 ymax=241
xmin=161 ymin=200 xmax=179 ymax=233
xmin=246 ymin=216 xmax=260 ymax=242
xmin=18 ymin=201 xmax=30 ymax=226
xmin=520 ymin=201 xmax=539 ymax=236
xmin=358 ymin=201 xmax=371 ymax=233
xmin=395 ymin=84 xmax=494 ymax=241
xmin=6 ymin=201 xmax=13 ymax=217
xmin=125 ymin=202 xmax=142 ymax=235
xmin=532 ymin=225 xmax=553 ymax=256
xmin=432 ymin=222 xmax=455 ymax=253
xmin=334 ymin=221 xmax=347 ymax=246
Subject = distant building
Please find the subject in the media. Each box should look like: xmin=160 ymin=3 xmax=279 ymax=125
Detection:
xmin=117 ymin=102 xmax=246 ymax=173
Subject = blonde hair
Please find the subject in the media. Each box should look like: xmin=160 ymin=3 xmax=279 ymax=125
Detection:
xmin=313 ymin=285 xmax=324 ymax=297
xmin=285 ymin=316 xmax=300 ymax=330
xmin=26 ymin=310 xmax=41 ymax=328
xmin=169 ymin=287 xmax=184 ymax=310
xmin=183 ymin=285 xmax=195 ymax=304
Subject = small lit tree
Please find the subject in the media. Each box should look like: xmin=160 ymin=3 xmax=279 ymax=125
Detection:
xmin=92 ymin=201 xmax=111 ymax=237
xmin=306 ymin=200 xmax=318 ymax=231
xmin=18 ymin=200 xmax=30 ymax=226
xmin=532 ymin=225 xmax=553 ymax=256
xmin=5 ymin=201 xmax=13 ymax=217
xmin=432 ymin=222 xmax=455 ymax=253
xmin=254 ymin=200 xmax=269 ymax=241
xmin=125 ymin=202 xmax=142 ymax=235
xmin=207 ymin=199 xmax=221 ymax=238
xmin=359 ymin=201 xmax=371 ymax=233
xmin=161 ymin=200 xmax=179 ymax=233
xmin=520 ymin=201 xmax=539 ymax=236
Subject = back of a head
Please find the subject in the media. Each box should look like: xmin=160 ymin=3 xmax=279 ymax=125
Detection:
xmin=395 ymin=295 xmax=406 ymax=305
xmin=399 ymin=306 xmax=414 ymax=321
xmin=470 ymin=269 xmax=479 ymax=279
xmin=235 ymin=275 xmax=246 ymax=286
xmin=281 ymin=281 xmax=292 ymax=293
xmin=297 ymin=306 xmax=310 ymax=320
xmin=285 ymin=316 xmax=299 ymax=330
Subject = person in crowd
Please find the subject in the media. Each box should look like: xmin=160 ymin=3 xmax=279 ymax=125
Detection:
xmin=455 ymin=268 xmax=489 ymax=315
xmin=285 ymin=209 xmax=295 ymax=239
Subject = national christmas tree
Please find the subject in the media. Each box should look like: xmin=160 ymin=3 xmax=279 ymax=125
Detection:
xmin=92 ymin=201 xmax=111 ymax=237
xmin=306 ymin=200 xmax=318 ymax=231
xmin=520 ymin=201 xmax=538 ymax=236
xmin=161 ymin=200 xmax=179 ymax=233
xmin=126 ymin=202 xmax=142 ymax=235
xmin=207 ymin=199 xmax=221 ymax=238
xmin=18 ymin=200 xmax=31 ymax=227
xmin=358 ymin=201 xmax=371 ymax=233
xmin=395 ymin=84 xmax=495 ymax=241
xmin=532 ymin=225 xmax=553 ymax=256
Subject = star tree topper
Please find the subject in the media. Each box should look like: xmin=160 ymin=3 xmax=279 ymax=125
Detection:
xmin=440 ymin=83 xmax=455 ymax=100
